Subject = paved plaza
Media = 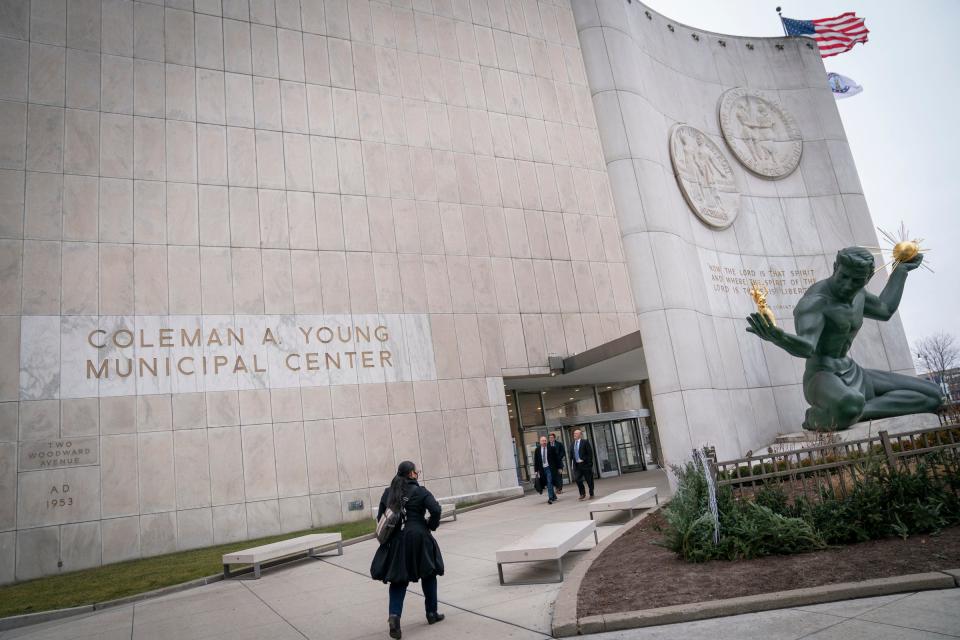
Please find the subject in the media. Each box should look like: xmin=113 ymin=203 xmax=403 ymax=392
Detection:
xmin=1 ymin=469 xmax=957 ymax=639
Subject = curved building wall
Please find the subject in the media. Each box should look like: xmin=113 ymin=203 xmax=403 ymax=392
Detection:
xmin=572 ymin=1 xmax=914 ymax=464
xmin=0 ymin=0 xmax=637 ymax=582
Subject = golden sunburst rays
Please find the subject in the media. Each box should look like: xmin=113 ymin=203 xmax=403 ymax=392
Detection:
xmin=864 ymin=221 xmax=934 ymax=276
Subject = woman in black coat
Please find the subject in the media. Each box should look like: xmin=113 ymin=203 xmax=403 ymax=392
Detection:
xmin=371 ymin=461 xmax=445 ymax=639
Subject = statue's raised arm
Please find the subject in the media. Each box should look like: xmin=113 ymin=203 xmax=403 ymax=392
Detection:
xmin=745 ymin=247 xmax=943 ymax=431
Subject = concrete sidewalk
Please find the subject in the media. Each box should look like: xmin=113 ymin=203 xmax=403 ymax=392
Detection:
xmin=587 ymin=590 xmax=960 ymax=639
xmin=1 ymin=468 xmax=957 ymax=640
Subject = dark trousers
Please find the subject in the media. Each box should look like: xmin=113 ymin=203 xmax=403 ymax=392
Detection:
xmin=389 ymin=575 xmax=438 ymax=617
xmin=573 ymin=462 xmax=595 ymax=497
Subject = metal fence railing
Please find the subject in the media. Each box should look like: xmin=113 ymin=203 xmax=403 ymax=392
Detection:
xmin=713 ymin=425 xmax=960 ymax=504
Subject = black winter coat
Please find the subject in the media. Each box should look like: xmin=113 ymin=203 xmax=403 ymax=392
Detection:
xmin=370 ymin=478 xmax=445 ymax=584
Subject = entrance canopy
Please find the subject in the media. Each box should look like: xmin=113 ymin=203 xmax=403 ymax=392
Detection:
xmin=505 ymin=331 xmax=648 ymax=392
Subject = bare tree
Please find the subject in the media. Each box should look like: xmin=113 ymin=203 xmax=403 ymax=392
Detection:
xmin=914 ymin=332 xmax=960 ymax=391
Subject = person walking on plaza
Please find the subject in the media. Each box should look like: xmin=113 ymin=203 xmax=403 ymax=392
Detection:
xmin=533 ymin=435 xmax=560 ymax=504
xmin=371 ymin=461 xmax=445 ymax=639
xmin=570 ymin=429 xmax=596 ymax=500
xmin=548 ymin=432 xmax=566 ymax=494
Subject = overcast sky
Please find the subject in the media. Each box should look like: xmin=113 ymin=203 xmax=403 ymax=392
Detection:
xmin=640 ymin=0 xmax=959 ymax=353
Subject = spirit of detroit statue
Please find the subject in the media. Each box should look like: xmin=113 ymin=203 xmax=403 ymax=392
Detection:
xmin=746 ymin=247 xmax=943 ymax=431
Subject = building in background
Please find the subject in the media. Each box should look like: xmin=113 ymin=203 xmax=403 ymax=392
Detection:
xmin=0 ymin=0 xmax=916 ymax=582
xmin=922 ymin=367 xmax=960 ymax=404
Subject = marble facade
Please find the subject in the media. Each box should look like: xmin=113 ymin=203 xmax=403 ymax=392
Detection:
xmin=0 ymin=0 xmax=637 ymax=582
xmin=0 ymin=0 xmax=911 ymax=583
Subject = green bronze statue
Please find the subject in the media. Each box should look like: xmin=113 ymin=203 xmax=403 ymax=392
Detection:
xmin=746 ymin=247 xmax=943 ymax=431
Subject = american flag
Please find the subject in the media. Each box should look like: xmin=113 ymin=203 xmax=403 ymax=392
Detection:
xmin=781 ymin=12 xmax=869 ymax=58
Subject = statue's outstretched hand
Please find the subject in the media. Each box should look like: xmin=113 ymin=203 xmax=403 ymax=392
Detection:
xmin=898 ymin=253 xmax=923 ymax=272
xmin=746 ymin=312 xmax=784 ymax=344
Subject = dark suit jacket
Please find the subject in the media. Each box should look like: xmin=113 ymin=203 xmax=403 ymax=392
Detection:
xmin=533 ymin=444 xmax=560 ymax=475
xmin=550 ymin=441 xmax=566 ymax=468
xmin=570 ymin=438 xmax=594 ymax=467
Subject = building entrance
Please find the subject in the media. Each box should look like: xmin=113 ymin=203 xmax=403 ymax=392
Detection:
xmin=555 ymin=412 xmax=651 ymax=480
xmin=505 ymin=380 xmax=658 ymax=486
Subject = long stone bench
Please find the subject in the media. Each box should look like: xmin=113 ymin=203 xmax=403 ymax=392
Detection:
xmin=371 ymin=502 xmax=457 ymax=521
xmin=495 ymin=520 xmax=597 ymax=585
xmin=222 ymin=533 xmax=343 ymax=579
xmin=588 ymin=487 xmax=658 ymax=520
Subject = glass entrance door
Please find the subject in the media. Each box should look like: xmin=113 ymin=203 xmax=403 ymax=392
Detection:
xmin=591 ymin=422 xmax=619 ymax=477
xmin=612 ymin=419 xmax=645 ymax=472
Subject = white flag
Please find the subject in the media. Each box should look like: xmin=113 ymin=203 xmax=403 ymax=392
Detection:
xmin=827 ymin=72 xmax=863 ymax=99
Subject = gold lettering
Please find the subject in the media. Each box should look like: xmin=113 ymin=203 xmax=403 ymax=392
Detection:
xmin=139 ymin=358 xmax=157 ymax=377
xmin=86 ymin=359 xmax=108 ymax=379
xmin=177 ymin=357 xmax=194 ymax=375
xmin=345 ymin=351 xmax=357 ymax=367
xmin=361 ymin=351 xmax=374 ymax=368
xmin=233 ymin=356 xmax=248 ymax=373
xmin=355 ymin=326 xmax=370 ymax=342
xmin=285 ymin=353 xmax=300 ymax=371
xmin=88 ymin=329 xmax=107 ymax=349
xmin=374 ymin=325 xmax=389 ymax=341
xmin=181 ymin=328 xmax=201 ymax=347
xmin=113 ymin=329 xmax=133 ymax=349
xmin=116 ymin=358 xmax=133 ymax=377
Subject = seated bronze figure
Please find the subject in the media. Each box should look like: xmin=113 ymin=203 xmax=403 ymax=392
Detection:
xmin=747 ymin=247 xmax=943 ymax=431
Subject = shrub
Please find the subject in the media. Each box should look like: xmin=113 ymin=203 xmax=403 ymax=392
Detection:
xmin=754 ymin=484 xmax=790 ymax=516
xmin=660 ymin=449 xmax=960 ymax=562
xmin=722 ymin=502 xmax=826 ymax=559
xmin=660 ymin=460 xmax=825 ymax=562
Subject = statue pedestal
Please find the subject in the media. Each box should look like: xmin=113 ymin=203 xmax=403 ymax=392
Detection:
xmin=772 ymin=413 xmax=943 ymax=449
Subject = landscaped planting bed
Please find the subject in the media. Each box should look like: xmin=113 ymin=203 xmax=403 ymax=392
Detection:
xmin=578 ymin=510 xmax=960 ymax=617
xmin=578 ymin=447 xmax=960 ymax=618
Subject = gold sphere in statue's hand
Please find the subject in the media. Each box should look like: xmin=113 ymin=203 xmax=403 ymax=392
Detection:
xmin=892 ymin=240 xmax=919 ymax=263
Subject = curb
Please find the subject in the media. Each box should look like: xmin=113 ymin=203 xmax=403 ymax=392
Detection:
xmin=0 ymin=494 xmax=521 ymax=633
xmin=551 ymin=504 xmax=663 ymax=638
xmin=569 ymin=572 xmax=958 ymax=636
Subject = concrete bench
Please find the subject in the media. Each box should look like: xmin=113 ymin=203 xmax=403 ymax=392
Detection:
xmin=371 ymin=502 xmax=456 ymax=521
xmin=222 ymin=533 xmax=342 ymax=579
xmin=588 ymin=487 xmax=658 ymax=520
xmin=495 ymin=520 xmax=597 ymax=585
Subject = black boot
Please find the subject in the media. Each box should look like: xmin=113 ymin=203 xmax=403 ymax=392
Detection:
xmin=388 ymin=615 xmax=401 ymax=639
xmin=426 ymin=612 xmax=445 ymax=625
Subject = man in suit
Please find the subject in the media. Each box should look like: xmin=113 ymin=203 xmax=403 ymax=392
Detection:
xmin=533 ymin=435 xmax=560 ymax=504
xmin=570 ymin=429 xmax=595 ymax=500
xmin=548 ymin=433 xmax=566 ymax=495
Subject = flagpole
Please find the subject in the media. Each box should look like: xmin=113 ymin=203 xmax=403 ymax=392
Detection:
xmin=776 ymin=6 xmax=788 ymax=36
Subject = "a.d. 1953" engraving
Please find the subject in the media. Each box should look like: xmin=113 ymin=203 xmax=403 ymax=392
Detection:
xmin=47 ymin=483 xmax=74 ymax=509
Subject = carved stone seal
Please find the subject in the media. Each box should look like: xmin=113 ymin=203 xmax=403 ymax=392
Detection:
xmin=718 ymin=88 xmax=802 ymax=179
xmin=668 ymin=124 xmax=740 ymax=229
